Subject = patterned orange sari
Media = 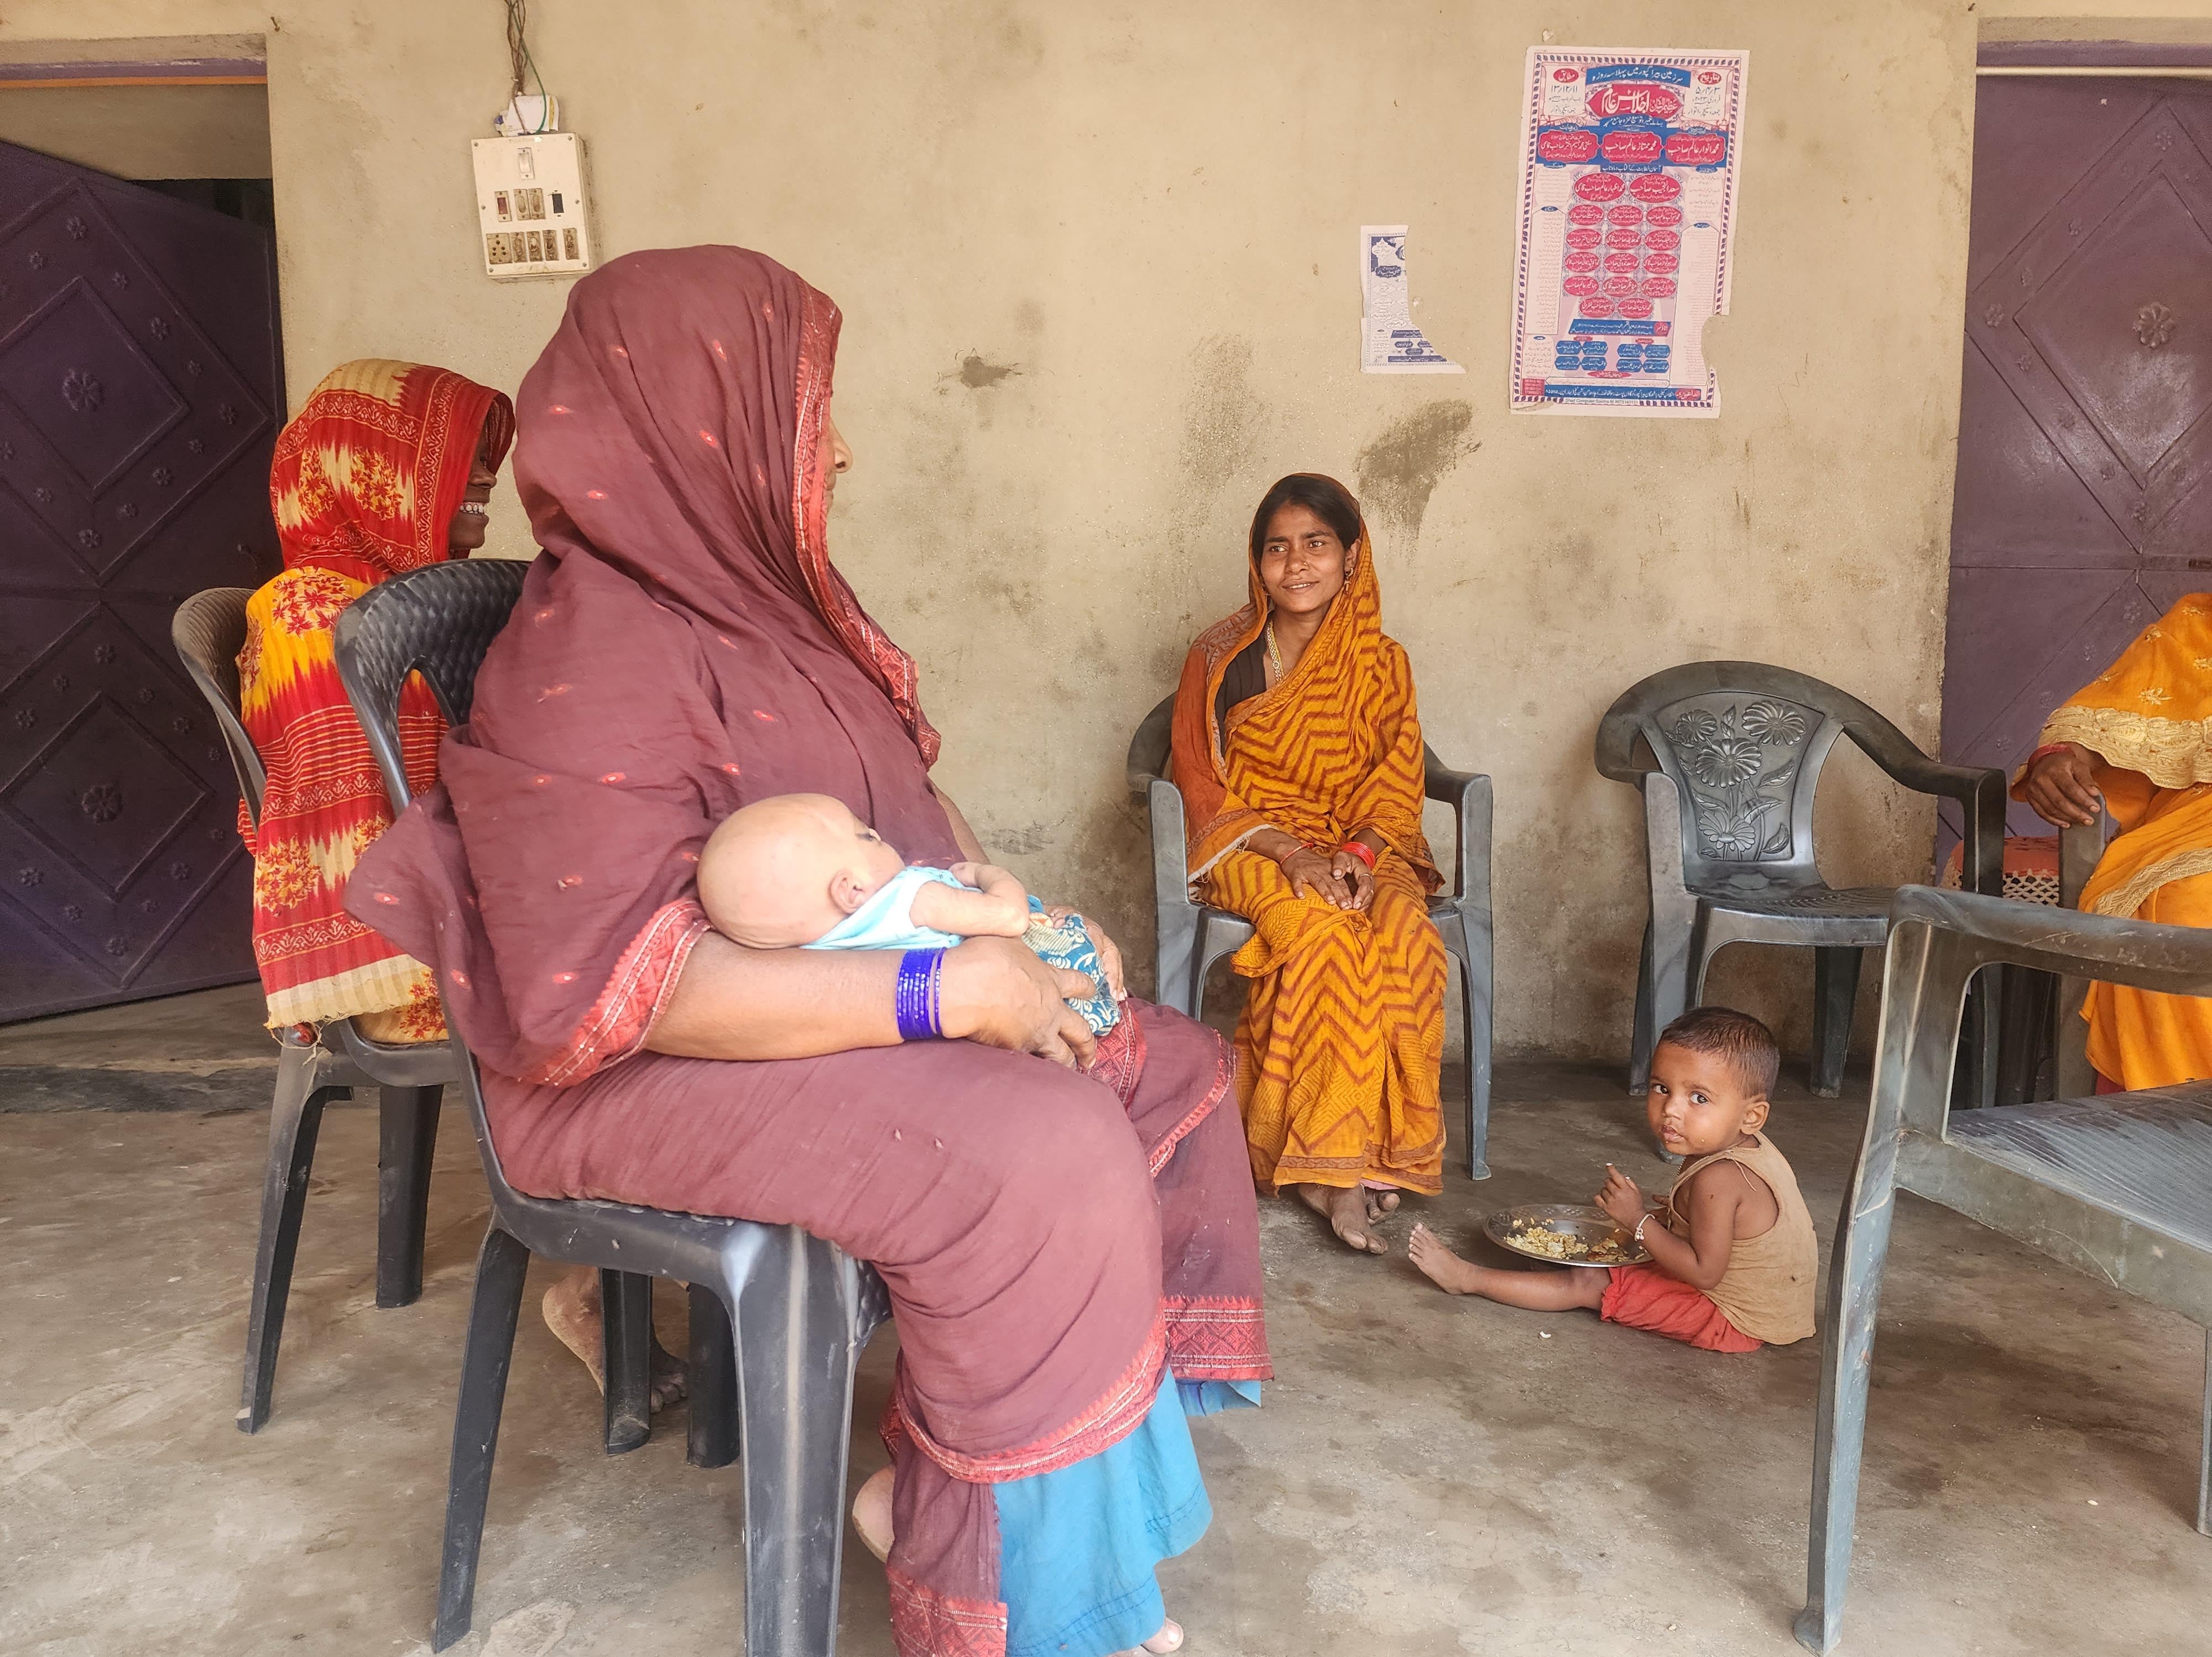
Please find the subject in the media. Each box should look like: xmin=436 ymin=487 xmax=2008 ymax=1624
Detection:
xmin=2014 ymin=593 xmax=2212 ymax=1089
xmin=1168 ymin=526 xmax=1446 ymax=1194
xmin=237 ymin=360 xmax=513 ymax=1037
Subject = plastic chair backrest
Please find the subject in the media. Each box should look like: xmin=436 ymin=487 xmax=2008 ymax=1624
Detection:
xmin=333 ymin=556 xmax=532 ymax=1201
xmin=1128 ymin=694 xmax=1175 ymax=790
xmin=172 ymin=587 xmax=269 ymax=828
xmin=1595 ymin=661 xmax=1916 ymax=887
xmin=332 ymin=558 xmax=532 ymax=812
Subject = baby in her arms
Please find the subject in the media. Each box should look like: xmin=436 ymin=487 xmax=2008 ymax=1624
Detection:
xmin=696 ymin=793 xmax=1119 ymax=1033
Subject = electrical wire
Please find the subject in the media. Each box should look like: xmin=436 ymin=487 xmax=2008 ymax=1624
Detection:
xmin=503 ymin=0 xmax=550 ymax=131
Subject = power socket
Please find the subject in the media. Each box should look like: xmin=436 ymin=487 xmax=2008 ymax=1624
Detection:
xmin=471 ymin=133 xmax=595 ymax=280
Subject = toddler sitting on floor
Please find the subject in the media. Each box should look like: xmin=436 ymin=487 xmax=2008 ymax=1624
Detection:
xmin=1409 ymin=1006 xmax=1816 ymax=1352
xmin=696 ymin=792 xmax=1119 ymax=1033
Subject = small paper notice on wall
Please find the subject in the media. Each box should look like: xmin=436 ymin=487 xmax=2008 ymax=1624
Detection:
xmin=1360 ymin=226 xmax=1464 ymax=374
xmin=1509 ymin=48 xmax=1749 ymax=416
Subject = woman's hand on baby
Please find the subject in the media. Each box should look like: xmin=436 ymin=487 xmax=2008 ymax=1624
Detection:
xmin=939 ymin=937 xmax=1098 ymax=1069
xmin=1047 ymin=906 xmax=1127 ymax=1001
xmin=1595 ymin=1164 xmax=1646 ymax=1231
xmin=1281 ymin=847 xmax=1355 ymax=909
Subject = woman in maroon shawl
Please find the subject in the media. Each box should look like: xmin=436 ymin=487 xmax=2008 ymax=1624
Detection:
xmin=348 ymin=246 xmax=1269 ymax=1657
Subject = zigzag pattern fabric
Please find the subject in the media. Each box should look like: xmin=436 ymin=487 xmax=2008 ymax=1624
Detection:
xmin=237 ymin=360 xmax=512 ymax=1037
xmin=1170 ymin=522 xmax=1447 ymax=1194
xmin=2015 ymin=593 xmax=2212 ymax=1089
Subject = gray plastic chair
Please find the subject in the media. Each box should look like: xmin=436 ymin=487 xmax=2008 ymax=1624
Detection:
xmin=334 ymin=558 xmax=890 ymax=1656
xmin=1799 ymin=885 xmax=2212 ymax=1653
xmin=173 ymin=588 xmax=457 ymax=1434
xmin=1595 ymin=662 xmax=2005 ymax=1099
xmin=1125 ymin=693 xmax=1496 ymax=1179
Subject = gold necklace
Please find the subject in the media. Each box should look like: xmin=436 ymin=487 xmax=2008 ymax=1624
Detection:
xmin=1265 ymin=624 xmax=1284 ymax=682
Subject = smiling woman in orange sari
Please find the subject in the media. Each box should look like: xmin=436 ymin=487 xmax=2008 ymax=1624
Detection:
xmin=1168 ymin=473 xmax=1446 ymax=1254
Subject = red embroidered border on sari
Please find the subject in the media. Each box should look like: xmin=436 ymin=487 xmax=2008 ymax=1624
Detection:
xmin=885 ymin=1565 xmax=1008 ymax=1657
xmin=521 ymin=898 xmax=713 ymax=1086
xmin=884 ymin=1316 xmax=1168 ymax=1484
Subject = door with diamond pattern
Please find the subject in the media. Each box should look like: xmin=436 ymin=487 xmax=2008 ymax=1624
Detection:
xmin=0 ymin=140 xmax=280 ymax=1021
xmin=1939 ymin=77 xmax=2212 ymax=850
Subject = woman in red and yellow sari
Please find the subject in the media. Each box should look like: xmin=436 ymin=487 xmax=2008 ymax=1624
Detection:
xmin=1169 ymin=473 xmax=1446 ymax=1253
xmin=237 ymin=360 xmax=513 ymax=1041
xmin=2016 ymin=593 xmax=2212 ymax=1089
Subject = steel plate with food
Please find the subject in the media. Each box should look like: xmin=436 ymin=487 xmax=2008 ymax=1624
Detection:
xmin=1482 ymin=1204 xmax=1652 ymax=1268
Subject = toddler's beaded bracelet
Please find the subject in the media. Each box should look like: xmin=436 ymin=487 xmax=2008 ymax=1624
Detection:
xmin=895 ymin=947 xmax=945 ymax=1041
xmin=1632 ymin=1214 xmax=1651 ymax=1246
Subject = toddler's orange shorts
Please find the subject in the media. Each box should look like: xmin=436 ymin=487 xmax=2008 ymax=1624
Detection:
xmin=1601 ymin=1263 xmax=1760 ymax=1353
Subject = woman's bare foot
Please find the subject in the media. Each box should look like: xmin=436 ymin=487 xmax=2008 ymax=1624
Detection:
xmin=541 ymin=1267 xmax=689 ymax=1411
xmin=1365 ymin=1186 xmax=1402 ymax=1225
xmin=1407 ymin=1222 xmax=1485 ymax=1293
xmin=852 ymin=1465 xmax=895 ymax=1562
xmin=1296 ymin=1183 xmax=1387 ymax=1254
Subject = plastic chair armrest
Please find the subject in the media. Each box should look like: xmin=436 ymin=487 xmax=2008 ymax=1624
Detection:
xmin=1891 ymin=885 xmax=2212 ymax=994
xmin=1422 ymin=761 xmax=1491 ymax=905
xmin=1147 ymin=776 xmax=1194 ymax=906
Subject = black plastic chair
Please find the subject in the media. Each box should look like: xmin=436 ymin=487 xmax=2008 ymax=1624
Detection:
xmin=1798 ymin=886 xmax=2212 ymax=1653
xmin=1126 ymin=692 xmax=1497 ymax=1178
xmin=335 ymin=558 xmax=891 ymax=1656
xmin=173 ymin=588 xmax=456 ymax=1434
xmin=1595 ymin=662 xmax=2005 ymax=1099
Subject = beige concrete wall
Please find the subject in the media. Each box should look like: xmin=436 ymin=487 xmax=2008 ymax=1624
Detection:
xmin=6 ymin=1 xmax=2199 ymax=1057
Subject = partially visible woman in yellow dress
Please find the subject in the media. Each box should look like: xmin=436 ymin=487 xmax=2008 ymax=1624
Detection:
xmin=2015 ymin=593 xmax=2212 ymax=1089
xmin=1169 ymin=473 xmax=1446 ymax=1254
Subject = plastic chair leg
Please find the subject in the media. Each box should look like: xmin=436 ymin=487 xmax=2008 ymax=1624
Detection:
xmin=237 ymin=1047 xmax=347 ymax=1434
xmin=2198 ymin=1329 xmax=2211 ymax=1538
xmin=600 ymin=1269 xmax=653 ymax=1456
xmin=1810 ymin=948 xmax=1863 ymax=1099
xmin=375 ymin=1084 xmax=444 ymax=1309
xmin=433 ymin=1225 xmax=531 ymax=1653
xmin=728 ymin=1233 xmax=866 ymax=1657
xmin=1796 ymin=1148 xmax=1902 ymax=1654
xmin=687 ymin=1279 xmax=739 ymax=1470
xmin=1455 ymin=942 xmax=1492 ymax=1180
xmin=1628 ymin=918 xmax=1657 ymax=1096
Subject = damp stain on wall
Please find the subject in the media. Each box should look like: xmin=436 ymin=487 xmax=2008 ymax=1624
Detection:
xmin=951 ymin=353 xmax=1020 ymax=389
xmin=1355 ymin=400 xmax=1480 ymax=551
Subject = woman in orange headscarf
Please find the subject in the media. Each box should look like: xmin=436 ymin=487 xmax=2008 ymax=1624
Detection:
xmin=2016 ymin=593 xmax=2212 ymax=1090
xmin=237 ymin=359 xmax=513 ymax=1041
xmin=1169 ymin=473 xmax=1446 ymax=1253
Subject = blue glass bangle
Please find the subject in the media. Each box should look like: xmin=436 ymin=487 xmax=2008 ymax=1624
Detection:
xmin=896 ymin=948 xmax=945 ymax=1041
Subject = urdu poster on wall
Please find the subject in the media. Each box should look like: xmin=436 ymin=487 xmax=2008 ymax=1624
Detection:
xmin=1509 ymin=47 xmax=1749 ymax=418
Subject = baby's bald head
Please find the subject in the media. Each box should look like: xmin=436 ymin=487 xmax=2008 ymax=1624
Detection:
xmin=697 ymin=793 xmax=905 ymax=948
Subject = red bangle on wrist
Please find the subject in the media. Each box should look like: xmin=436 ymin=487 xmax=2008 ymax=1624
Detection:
xmin=1339 ymin=839 xmax=1378 ymax=869
xmin=2026 ymin=743 xmax=2074 ymax=768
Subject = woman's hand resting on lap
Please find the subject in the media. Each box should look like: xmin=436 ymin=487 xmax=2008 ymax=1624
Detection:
xmin=942 ymin=937 xmax=1098 ymax=1069
xmin=1282 ymin=847 xmax=1356 ymax=909
xmin=1328 ymin=848 xmax=1375 ymax=912
xmin=2021 ymin=742 xmax=2103 ymax=827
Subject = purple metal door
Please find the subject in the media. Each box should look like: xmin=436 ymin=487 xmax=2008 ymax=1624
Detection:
xmin=1940 ymin=69 xmax=2212 ymax=846
xmin=0 ymin=140 xmax=280 ymax=1021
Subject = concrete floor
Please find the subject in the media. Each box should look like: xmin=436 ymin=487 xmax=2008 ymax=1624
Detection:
xmin=4 ymin=989 xmax=2211 ymax=1657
